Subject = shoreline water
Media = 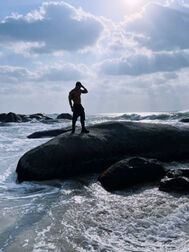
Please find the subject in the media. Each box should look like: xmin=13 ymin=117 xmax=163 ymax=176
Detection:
xmin=0 ymin=111 xmax=189 ymax=251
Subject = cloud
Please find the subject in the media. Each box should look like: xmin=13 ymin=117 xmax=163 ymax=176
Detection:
xmin=0 ymin=2 xmax=103 ymax=54
xmin=0 ymin=65 xmax=36 ymax=83
xmin=0 ymin=63 xmax=92 ymax=84
xmin=37 ymin=63 xmax=93 ymax=82
xmin=1 ymin=1 xmax=189 ymax=113
xmin=98 ymin=51 xmax=189 ymax=76
xmin=124 ymin=3 xmax=189 ymax=51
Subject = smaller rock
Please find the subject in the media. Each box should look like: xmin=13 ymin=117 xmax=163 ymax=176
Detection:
xmin=166 ymin=168 xmax=189 ymax=178
xmin=180 ymin=118 xmax=189 ymax=123
xmin=29 ymin=113 xmax=52 ymax=121
xmin=159 ymin=177 xmax=189 ymax=192
xmin=27 ymin=128 xmax=72 ymax=138
xmin=57 ymin=113 xmax=72 ymax=120
xmin=40 ymin=119 xmax=60 ymax=124
xmin=0 ymin=113 xmax=7 ymax=122
xmin=0 ymin=112 xmax=53 ymax=123
xmin=30 ymin=113 xmax=44 ymax=118
xmin=98 ymin=157 xmax=166 ymax=191
xmin=18 ymin=114 xmax=31 ymax=122
xmin=2 ymin=112 xmax=22 ymax=122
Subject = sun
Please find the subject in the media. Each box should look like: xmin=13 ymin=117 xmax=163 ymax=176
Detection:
xmin=122 ymin=0 xmax=147 ymax=10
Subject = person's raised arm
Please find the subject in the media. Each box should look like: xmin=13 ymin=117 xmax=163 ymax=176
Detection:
xmin=80 ymin=84 xmax=88 ymax=93
xmin=68 ymin=92 xmax=73 ymax=111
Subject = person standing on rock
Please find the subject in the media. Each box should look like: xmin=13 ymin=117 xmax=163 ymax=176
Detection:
xmin=69 ymin=81 xmax=89 ymax=134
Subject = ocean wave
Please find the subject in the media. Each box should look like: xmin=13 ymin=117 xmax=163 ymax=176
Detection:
xmin=93 ymin=111 xmax=189 ymax=122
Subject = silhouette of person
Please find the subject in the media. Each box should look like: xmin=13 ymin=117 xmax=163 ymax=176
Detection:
xmin=69 ymin=82 xmax=89 ymax=134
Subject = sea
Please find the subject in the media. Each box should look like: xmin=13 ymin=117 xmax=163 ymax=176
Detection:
xmin=1 ymin=111 xmax=189 ymax=252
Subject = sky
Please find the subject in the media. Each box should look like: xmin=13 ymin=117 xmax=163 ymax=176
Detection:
xmin=0 ymin=0 xmax=189 ymax=114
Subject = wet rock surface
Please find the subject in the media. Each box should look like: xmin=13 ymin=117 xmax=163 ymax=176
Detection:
xmin=29 ymin=113 xmax=52 ymax=121
xmin=159 ymin=168 xmax=189 ymax=193
xmin=180 ymin=118 xmax=189 ymax=123
xmin=166 ymin=168 xmax=189 ymax=178
xmin=98 ymin=157 xmax=166 ymax=191
xmin=0 ymin=112 xmax=23 ymax=123
xmin=159 ymin=176 xmax=189 ymax=192
xmin=0 ymin=112 xmax=52 ymax=123
xmin=16 ymin=121 xmax=189 ymax=182
xmin=27 ymin=128 xmax=72 ymax=138
xmin=0 ymin=112 xmax=72 ymax=123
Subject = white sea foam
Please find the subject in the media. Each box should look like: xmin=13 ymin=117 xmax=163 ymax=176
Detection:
xmin=0 ymin=112 xmax=189 ymax=251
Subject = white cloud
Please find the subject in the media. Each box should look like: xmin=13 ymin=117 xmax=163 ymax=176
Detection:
xmin=0 ymin=2 xmax=103 ymax=54
xmin=0 ymin=65 xmax=36 ymax=83
xmin=85 ymin=68 xmax=189 ymax=113
xmin=1 ymin=1 xmax=189 ymax=113
xmin=37 ymin=63 xmax=94 ymax=82
xmin=0 ymin=63 xmax=92 ymax=84
xmin=98 ymin=50 xmax=189 ymax=76
xmin=123 ymin=3 xmax=189 ymax=51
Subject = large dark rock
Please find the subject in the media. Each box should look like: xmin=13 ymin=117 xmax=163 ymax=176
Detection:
xmin=180 ymin=118 xmax=189 ymax=123
xmin=27 ymin=128 xmax=72 ymax=138
xmin=159 ymin=177 xmax=189 ymax=192
xmin=98 ymin=157 xmax=165 ymax=191
xmin=0 ymin=112 xmax=22 ymax=122
xmin=57 ymin=113 xmax=72 ymax=120
xmin=16 ymin=121 xmax=189 ymax=182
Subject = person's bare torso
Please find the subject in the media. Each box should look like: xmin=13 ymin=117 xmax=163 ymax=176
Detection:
xmin=69 ymin=89 xmax=82 ymax=104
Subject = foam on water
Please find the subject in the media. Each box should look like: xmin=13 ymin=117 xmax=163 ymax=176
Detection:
xmin=0 ymin=112 xmax=189 ymax=251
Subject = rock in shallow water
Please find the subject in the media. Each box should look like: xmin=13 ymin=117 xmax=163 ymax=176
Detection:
xmin=0 ymin=112 xmax=53 ymax=123
xmin=29 ymin=113 xmax=52 ymax=121
xmin=57 ymin=113 xmax=72 ymax=120
xmin=0 ymin=112 xmax=23 ymax=123
xmin=16 ymin=121 xmax=189 ymax=182
xmin=159 ymin=177 xmax=189 ymax=192
xmin=27 ymin=128 xmax=72 ymax=138
xmin=166 ymin=168 xmax=189 ymax=178
xmin=180 ymin=118 xmax=189 ymax=123
xmin=98 ymin=157 xmax=166 ymax=191
xmin=159 ymin=168 xmax=189 ymax=193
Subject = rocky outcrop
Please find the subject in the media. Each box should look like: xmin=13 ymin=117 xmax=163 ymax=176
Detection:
xmin=29 ymin=113 xmax=52 ymax=121
xmin=0 ymin=112 xmax=53 ymax=123
xmin=16 ymin=121 xmax=189 ymax=182
xmin=27 ymin=128 xmax=72 ymax=138
xmin=57 ymin=113 xmax=72 ymax=120
xmin=180 ymin=118 xmax=189 ymax=123
xmin=0 ymin=112 xmax=23 ymax=123
xmin=98 ymin=157 xmax=166 ymax=191
xmin=18 ymin=114 xmax=31 ymax=122
xmin=39 ymin=119 xmax=60 ymax=124
xmin=159 ymin=168 xmax=189 ymax=192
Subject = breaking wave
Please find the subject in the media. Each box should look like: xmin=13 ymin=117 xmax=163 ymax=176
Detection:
xmin=93 ymin=110 xmax=189 ymax=122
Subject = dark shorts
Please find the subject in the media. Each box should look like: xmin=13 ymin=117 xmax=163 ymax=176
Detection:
xmin=73 ymin=104 xmax=85 ymax=121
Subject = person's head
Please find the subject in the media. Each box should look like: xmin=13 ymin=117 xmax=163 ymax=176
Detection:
xmin=75 ymin=81 xmax=81 ymax=90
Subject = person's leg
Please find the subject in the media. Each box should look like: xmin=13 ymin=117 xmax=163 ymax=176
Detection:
xmin=80 ymin=117 xmax=85 ymax=130
xmin=80 ymin=107 xmax=89 ymax=133
xmin=72 ymin=117 xmax=77 ymax=133
xmin=72 ymin=105 xmax=78 ymax=133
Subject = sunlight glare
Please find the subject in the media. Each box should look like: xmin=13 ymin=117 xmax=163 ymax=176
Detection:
xmin=122 ymin=0 xmax=147 ymax=10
